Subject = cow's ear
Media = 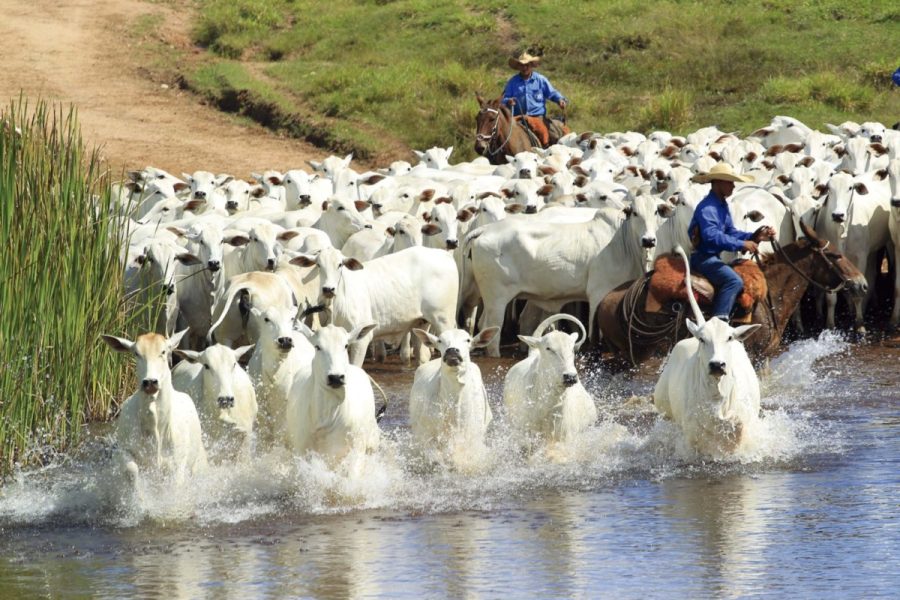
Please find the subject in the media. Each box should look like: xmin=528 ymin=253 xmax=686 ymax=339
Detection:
xmin=354 ymin=200 xmax=369 ymax=212
xmin=342 ymin=258 xmax=364 ymax=271
xmin=168 ymin=329 xmax=189 ymax=349
xmin=731 ymin=324 xmax=762 ymax=342
xmin=504 ymin=203 xmax=525 ymax=213
xmin=412 ymin=328 xmax=439 ymax=349
xmin=234 ymin=344 xmax=255 ymax=360
xmin=350 ymin=323 xmax=377 ymax=342
xmin=421 ymin=223 xmax=442 ymax=236
xmin=101 ymin=334 xmax=134 ymax=353
xmin=657 ymin=203 xmax=674 ymax=218
xmin=173 ymin=349 xmax=201 ymax=364
xmin=176 ymin=252 xmax=203 ymax=266
xmin=289 ymin=254 xmax=317 ymax=268
xmin=854 ymin=182 xmax=869 ymax=195
xmin=517 ymin=335 xmax=541 ymax=349
xmin=278 ymin=230 xmax=300 ymax=242
xmin=472 ymin=326 xmax=500 ymax=348
xmin=224 ymin=235 xmax=250 ymax=247
xmin=686 ymin=319 xmax=703 ymax=338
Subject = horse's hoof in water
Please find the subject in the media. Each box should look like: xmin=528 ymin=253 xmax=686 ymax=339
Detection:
xmin=850 ymin=327 xmax=867 ymax=343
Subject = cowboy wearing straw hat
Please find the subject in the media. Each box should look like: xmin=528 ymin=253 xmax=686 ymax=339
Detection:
xmin=687 ymin=163 xmax=776 ymax=322
xmin=502 ymin=50 xmax=569 ymax=147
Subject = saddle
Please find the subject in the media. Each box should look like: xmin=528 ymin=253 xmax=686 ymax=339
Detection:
xmin=645 ymin=254 xmax=767 ymax=323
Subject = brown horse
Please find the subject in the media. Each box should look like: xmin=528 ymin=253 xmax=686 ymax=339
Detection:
xmin=596 ymin=222 xmax=868 ymax=366
xmin=474 ymin=94 xmax=540 ymax=164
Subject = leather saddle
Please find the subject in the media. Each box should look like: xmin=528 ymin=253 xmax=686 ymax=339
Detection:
xmin=645 ymin=254 xmax=767 ymax=323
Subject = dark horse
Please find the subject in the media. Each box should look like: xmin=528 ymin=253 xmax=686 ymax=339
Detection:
xmin=597 ymin=222 xmax=869 ymax=366
xmin=474 ymin=93 xmax=542 ymax=164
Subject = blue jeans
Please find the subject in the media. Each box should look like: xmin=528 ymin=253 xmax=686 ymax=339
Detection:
xmin=690 ymin=253 xmax=744 ymax=320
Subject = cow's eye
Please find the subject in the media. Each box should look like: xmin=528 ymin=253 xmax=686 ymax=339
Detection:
xmin=337 ymin=206 xmax=345 ymax=211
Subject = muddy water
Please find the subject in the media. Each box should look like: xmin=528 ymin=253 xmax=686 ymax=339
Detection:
xmin=0 ymin=333 xmax=897 ymax=598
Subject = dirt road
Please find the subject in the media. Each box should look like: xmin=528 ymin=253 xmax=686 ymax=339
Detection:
xmin=0 ymin=0 xmax=328 ymax=176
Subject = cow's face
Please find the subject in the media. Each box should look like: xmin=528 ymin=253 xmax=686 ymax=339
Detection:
xmin=826 ymin=172 xmax=868 ymax=232
xmin=102 ymin=330 xmax=187 ymax=396
xmin=301 ymin=324 xmax=375 ymax=390
xmin=136 ymin=241 xmax=201 ymax=296
xmin=250 ymin=305 xmax=299 ymax=353
xmin=626 ymin=195 xmax=674 ymax=272
xmin=414 ymin=327 xmax=498 ymax=370
xmin=685 ymin=318 xmax=760 ymax=397
xmin=295 ymin=247 xmax=363 ymax=305
xmin=519 ymin=330 xmax=581 ymax=388
xmin=174 ymin=344 xmax=253 ymax=409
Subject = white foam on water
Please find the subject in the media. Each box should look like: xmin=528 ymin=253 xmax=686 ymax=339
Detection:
xmin=0 ymin=333 xmax=852 ymax=527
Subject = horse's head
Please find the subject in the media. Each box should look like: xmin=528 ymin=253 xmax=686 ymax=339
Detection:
xmin=789 ymin=221 xmax=868 ymax=296
xmin=474 ymin=93 xmax=507 ymax=156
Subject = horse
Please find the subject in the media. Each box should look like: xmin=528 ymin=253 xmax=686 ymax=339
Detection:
xmin=473 ymin=93 xmax=540 ymax=164
xmin=596 ymin=222 xmax=869 ymax=367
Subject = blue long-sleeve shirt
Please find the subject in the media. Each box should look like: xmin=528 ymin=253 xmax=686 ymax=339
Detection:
xmin=502 ymin=72 xmax=566 ymax=117
xmin=688 ymin=190 xmax=753 ymax=257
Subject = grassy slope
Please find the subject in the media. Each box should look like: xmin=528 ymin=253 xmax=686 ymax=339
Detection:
xmin=179 ymin=0 xmax=898 ymax=162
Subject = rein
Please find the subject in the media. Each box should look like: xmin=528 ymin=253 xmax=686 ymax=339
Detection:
xmin=771 ymin=238 xmax=849 ymax=294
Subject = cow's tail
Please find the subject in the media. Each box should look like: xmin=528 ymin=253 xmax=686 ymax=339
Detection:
xmin=207 ymin=284 xmax=249 ymax=344
xmin=675 ymin=245 xmax=705 ymax=325
xmin=531 ymin=313 xmax=588 ymax=352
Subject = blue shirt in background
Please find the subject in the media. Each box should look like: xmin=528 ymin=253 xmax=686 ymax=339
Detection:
xmin=502 ymin=72 xmax=566 ymax=117
xmin=688 ymin=190 xmax=753 ymax=257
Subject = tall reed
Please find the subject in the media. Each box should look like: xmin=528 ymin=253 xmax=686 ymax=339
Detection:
xmin=0 ymin=99 xmax=132 ymax=472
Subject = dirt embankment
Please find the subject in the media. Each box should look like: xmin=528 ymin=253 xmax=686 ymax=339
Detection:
xmin=0 ymin=0 xmax=332 ymax=177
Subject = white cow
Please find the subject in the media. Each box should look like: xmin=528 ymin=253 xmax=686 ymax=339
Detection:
xmin=503 ymin=314 xmax=596 ymax=446
xmin=469 ymin=195 xmax=672 ymax=356
xmin=653 ymin=248 xmax=762 ymax=457
xmin=408 ymin=327 xmax=499 ymax=469
xmin=312 ymin=197 xmax=372 ymax=248
xmin=291 ymin=246 xmax=458 ymax=366
xmin=172 ymin=344 xmax=257 ymax=462
xmin=246 ymin=304 xmax=315 ymax=446
xmin=286 ymin=324 xmax=380 ymax=462
xmin=816 ymin=171 xmax=889 ymax=331
xmin=126 ymin=239 xmax=202 ymax=336
xmin=101 ymin=330 xmax=208 ymax=488
xmin=882 ymin=159 xmax=900 ymax=328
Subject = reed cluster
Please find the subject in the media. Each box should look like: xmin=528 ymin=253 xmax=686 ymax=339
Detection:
xmin=0 ymin=99 xmax=134 ymax=472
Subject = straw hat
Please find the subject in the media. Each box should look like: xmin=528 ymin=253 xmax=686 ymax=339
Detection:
xmin=509 ymin=51 xmax=541 ymax=70
xmin=691 ymin=162 xmax=754 ymax=184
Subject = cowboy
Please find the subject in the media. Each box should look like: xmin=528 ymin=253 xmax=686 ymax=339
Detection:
xmin=502 ymin=51 xmax=568 ymax=148
xmin=688 ymin=163 xmax=776 ymax=322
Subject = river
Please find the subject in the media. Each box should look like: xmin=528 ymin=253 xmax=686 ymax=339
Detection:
xmin=0 ymin=332 xmax=897 ymax=598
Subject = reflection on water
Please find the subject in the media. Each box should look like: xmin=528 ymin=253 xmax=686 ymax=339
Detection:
xmin=0 ymin=335 xmax=898 ymax=597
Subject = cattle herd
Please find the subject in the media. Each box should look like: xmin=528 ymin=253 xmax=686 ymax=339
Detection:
xmin=103 ymin=115 xmax=900 ymax=489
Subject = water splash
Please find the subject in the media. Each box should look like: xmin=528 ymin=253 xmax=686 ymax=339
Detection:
xmin=0 ymin=334 xmax=852 ymax=527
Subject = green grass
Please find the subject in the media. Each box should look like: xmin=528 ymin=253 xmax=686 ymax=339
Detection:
xmin=164 ymin=0 xmax=899 ymax=161
xmin=0 ymin=99 xmax=140 ymax=472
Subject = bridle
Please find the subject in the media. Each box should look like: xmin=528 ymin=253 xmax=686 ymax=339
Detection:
xmin=475 ymin=105 xmax=514 ymax=157
xmin=770 ymin=238 xmax=852 ymax=294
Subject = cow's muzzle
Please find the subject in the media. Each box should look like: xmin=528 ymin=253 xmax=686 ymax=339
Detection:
xmin=443 ymin=349 xmax=462 ymax=367
xmin=277 ymin=336 xmax=294 ymax=350
xmin=641 ymin=237 xmax=657 ymax=249
xmin=322 ymin=287 xmax=335 ymax=299
xmin=141 ymin=379 xmax=159 ymax=395
xmin=327 ymin=374 xmax=346 ymax=388
xmin=446 ymin=239 xmax=459 ymax=250
xmin=207 ymin=260 xmax=221 ymax=272
xmin=708 ymin=360 xmax=727 ymax=377
xmin=562 ymin=373 xmax=578 ymax=387
xmin=525 ymin=205 xmax=537 ymax=214
xmin=831 ymin=212 xmax=845 ymax=223
xmin=218 ymin=396 xmax=235 ymax=409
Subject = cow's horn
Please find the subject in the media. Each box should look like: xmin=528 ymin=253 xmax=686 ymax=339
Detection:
xmin=675 ymin=245 xmax=705 ymax=325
